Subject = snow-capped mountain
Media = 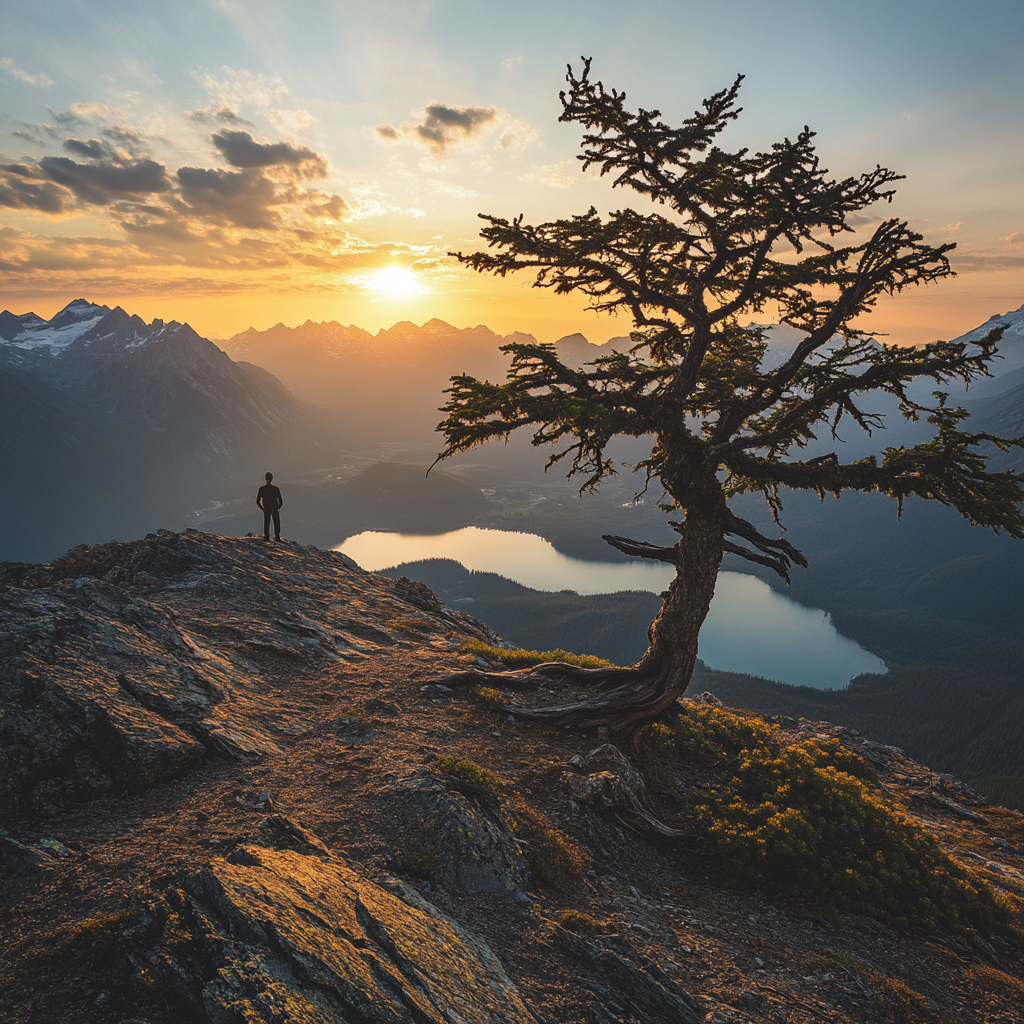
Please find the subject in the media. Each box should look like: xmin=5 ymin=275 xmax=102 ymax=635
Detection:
xmin=0 ymin=299 xmax=317 ymax=562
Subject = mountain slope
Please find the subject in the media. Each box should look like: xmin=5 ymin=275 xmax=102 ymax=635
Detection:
xmin=0 ymin=300 xmax=320 ymax=562
xmin=2 ymin=530 xmax=1023 ymax=1023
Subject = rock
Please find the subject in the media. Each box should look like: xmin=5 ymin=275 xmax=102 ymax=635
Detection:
xmin=565 ymin=743 xmax=688 ymax=839
xmin=387 ymin=773 xmax=528 ymax=893
xmin=552 ymin=923 xmax=701 ymax=1023
xmin=144 ymin=841 xmax=537 ymax=1023
xmin=0 ymin=836 xmax=57 ymax=874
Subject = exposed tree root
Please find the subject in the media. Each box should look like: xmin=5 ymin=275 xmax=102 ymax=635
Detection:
xmin=436 ymin=656 xmax=684 ymax=736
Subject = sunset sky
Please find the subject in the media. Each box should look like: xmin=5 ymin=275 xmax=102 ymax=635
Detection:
xmin=1 ymin=0 xmax=1022 ymax=345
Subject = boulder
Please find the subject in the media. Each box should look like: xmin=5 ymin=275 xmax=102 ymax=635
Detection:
xmin=141 ymin=830 xmax=538 ymax=1023
xmin=388 ymin=773 xmax=529 ymax=893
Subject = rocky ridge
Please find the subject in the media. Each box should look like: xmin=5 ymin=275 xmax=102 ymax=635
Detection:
xmin=2 ymin=531 xmax=1024 ymax=1022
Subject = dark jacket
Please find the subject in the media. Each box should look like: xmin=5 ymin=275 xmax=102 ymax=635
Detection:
xmin=257 ymin=483 xmax=283 ymax=512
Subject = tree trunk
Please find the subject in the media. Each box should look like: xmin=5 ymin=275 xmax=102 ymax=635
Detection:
xmin=441 ymin=498 xmax=725 ymax=736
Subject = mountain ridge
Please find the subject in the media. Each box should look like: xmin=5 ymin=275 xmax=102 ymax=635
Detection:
xmin=2 ymin=529 xmax=1023 ymax=1022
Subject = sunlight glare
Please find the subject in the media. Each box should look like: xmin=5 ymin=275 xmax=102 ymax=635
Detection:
xmin=367 ymin=266 xmax=428 ymax=299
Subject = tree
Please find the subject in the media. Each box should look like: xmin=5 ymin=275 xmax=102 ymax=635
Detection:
xmin=433 ymin=59 xmax=1024 ymax=734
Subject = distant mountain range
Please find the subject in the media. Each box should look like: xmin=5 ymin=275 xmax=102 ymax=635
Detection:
xmin=3 ymin=297 xmax=1022 ymax=564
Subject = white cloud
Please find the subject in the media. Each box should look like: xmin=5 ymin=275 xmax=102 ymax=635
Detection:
xmin=267 ymin=108 xmax=317 ymax=135
xmin=193 ymin=66 xmax=289 ymax=111
xmin=522 ymin=159 xmax=578 ymax=188
xmin=347 ymin=180 xmax=426 ymax=220
xmin=0 ymin=58 xmax=54 ymax=88
xmin=431 ymin=180 xmax=478 ymax=198
xmin=501 ymin=55 xmax=524 ymax=72
xmin=497 ymin=119 xmax=536 ymax=151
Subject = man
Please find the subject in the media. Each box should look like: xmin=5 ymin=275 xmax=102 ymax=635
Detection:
xmin=256 ymin=472 xmax=284 ymax=541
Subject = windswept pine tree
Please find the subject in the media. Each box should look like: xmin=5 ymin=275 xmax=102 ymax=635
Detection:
xmin=434 ymin=59 xmax=1024 ymax=733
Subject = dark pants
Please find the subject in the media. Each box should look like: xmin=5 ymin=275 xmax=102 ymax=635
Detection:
xmin=263 ymin=508 xmax=281 ymax=540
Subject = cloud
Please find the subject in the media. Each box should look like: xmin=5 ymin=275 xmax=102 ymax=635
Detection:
xmin=950 ymin=252 xmax=1024 ymax=273
xmin=194 ymin=66 xmax=289 ymax=111
xmin=211 ymin=129 xmax=327 ymax=178
xmin=431 ymin=180 xmax=477 ymax=198
xmin=12 ymin=129 xmax=43 ymax=145
xmin=522 ymin=159 xmax=578 ymax=188
xmin=501 ymin=55 xmax=524 ymax=72
xmin=185 ymin=105 xmax=254 ymax=127
xmin=303 ymin=192 xmax=349 ymax=221
xmin=0 ymin=165 xmax=72 ymax=213
xmin=497 ymin=119 xmax=536 ymax=151
xmin=376 ymin=103 xmax=499 ymax=154
xmin=37 ymin=155 xmax=172 ymax=205
xmin=346 ymin=179 xmax=425 ymax=220
xmin=942 ymin=221 xmax=964 ymax=232
xmin=54 ymin=102 xmax=126 ymax=126
xmin=0 ymin=58 xmax=54 ymax=88
xmin=176 ymin=166 xmax=286 ymax=230
xmin=267 ymin=108 xmax=317 ymax=135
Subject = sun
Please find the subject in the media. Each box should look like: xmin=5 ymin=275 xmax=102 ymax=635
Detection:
xmin=367 ymin=266 xmax=427 ymax=299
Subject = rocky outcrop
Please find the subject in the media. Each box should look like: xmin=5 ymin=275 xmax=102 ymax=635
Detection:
xmin=388 ymin=773 xmax=529 ymax=894
xmin=0 ymin=529 xmax=493 ymax=820
xmin=137 ymin=820 xmax=537 ymax=1024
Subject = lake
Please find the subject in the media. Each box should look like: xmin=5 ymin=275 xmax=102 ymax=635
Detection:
xmin=336 ymin=526 xmax=886 ymax=690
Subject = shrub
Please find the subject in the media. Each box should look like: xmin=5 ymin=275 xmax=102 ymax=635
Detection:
xmin=434 ymin=755 xmax=505 ymax=793
xmin=510 ymin=800 xmax=588 ymax=888
xmin=648 ymin=704 xmax=1017 ymax=934
xmin=462 ymin=639 xmax=611 ymax=669
xmin=558 ymin=909 xmax=610 ymax=934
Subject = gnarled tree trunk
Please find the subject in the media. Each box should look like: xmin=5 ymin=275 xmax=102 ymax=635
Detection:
xmin=439 ymin=484 xmax=725 ymax=736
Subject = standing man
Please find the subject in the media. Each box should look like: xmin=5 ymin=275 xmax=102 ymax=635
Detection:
xmin=257 ymin=472 xmax=284 ymax=542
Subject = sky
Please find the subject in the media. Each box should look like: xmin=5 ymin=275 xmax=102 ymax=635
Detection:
xmin=1 ymin=0 xmax=1022 ymax=344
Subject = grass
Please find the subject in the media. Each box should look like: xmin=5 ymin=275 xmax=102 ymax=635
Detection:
xmin=557 ymin=909 xmax=611 ymax=934
xmin=508 ymin=799 xmax=589 ymax=888
xmin=434 ymin=754 xmax=506 ymax=792
xmin=461 ymin=638 xmax=612 ymax=669
xmin=642 ymin=704 xmax=1019 ymax=936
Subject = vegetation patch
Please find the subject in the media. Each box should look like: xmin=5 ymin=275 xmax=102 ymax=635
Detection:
xmin=508 ymin=799 xmax=589 ymax=888
xmin=854 ymin=963 xmax=946 ymax=1024
xmin=391 ymin=615 xmax=434 ymax=636
xmin=557 ymin=909 xmax=611 ymax=934
xmin=643 ymin=704 xmax=1018 ymax=935
xmin=434 ymin=755 xmax=506 ymax=793
xmin=462 ymin=638 xmax=611 ymax=669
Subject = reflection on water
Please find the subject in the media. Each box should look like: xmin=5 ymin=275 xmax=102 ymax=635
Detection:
xmin=336 ymin=527 xmax=886 ymax=690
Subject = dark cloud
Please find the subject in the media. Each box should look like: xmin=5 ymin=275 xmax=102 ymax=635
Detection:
xmin=177 ymin=166 xmax=284 ymax=230
xmin=304 ymin=193 xmax=349 ymax=221
xmin=12 ymin=129 xmax=43 ymax=145
xmin=0 ymin=165 xmax=71 ymax=213
xmin=37 ymin=155 xmax=172 ymax=205
xmin=376 ymin=103 xmax=498 ymax=154
xmin=185 ymin=106 xmax=254 ymax=127
xmin=211 ymin=129 xmax=327 ymax=178
xmin=63 ymin=137 xmax=107 ymax=160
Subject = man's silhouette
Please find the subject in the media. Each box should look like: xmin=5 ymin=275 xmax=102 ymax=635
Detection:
xmin=257 ymin=472 xmax=284 ymax=541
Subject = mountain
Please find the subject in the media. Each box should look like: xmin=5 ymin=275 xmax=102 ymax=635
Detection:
xmin=2 ymin=529 xmax=1023 ymax=1023
xmin=221 ymin=318 xmax=633 ymax=443
xmin=223 ymin=317 xmax=523 ymax=440
xmin=0 ymin=300 xmax=321 ymax=562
